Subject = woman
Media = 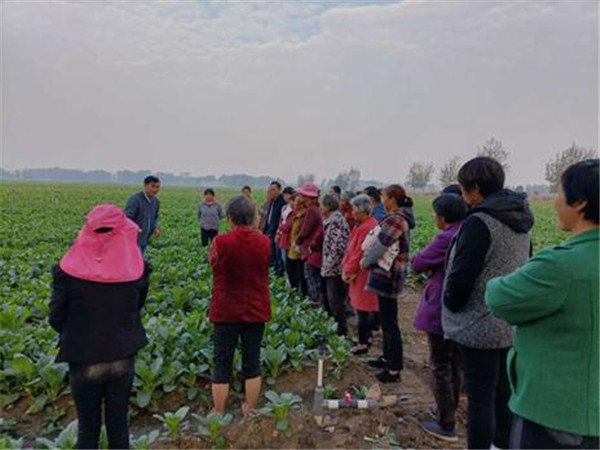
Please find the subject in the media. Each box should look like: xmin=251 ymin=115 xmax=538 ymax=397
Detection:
xmin=197 ymin=188 xmax=225 ymax=247
xmin=443 ymin=156 xmax=533 ymax=449
xmin=49 ymin=204 xmax=150 ymax=449
xmin=412 ymin=193 xmax=468 ymax=442
xmin=286 ymin=195 xmax=308 ymax=294
xmin=209 ymin=195 xmax=271 ymax=415
xmin=241 ymin=185 xmax=261 ymax=229
xmin=340 ymin=191 xmax=357 ymax=229
xmin=320 ymin=194 xmax=351 ymax=335
xmin=294 ymin=183 xmax=323 ymax=304
xmin=360 ymin=185 xmax=412 ymax=383
xmin=276 ymin=187 xmax=295 ymax=278
xmin=342 ymin=194 xmax=379 ymax=354
xmin=486 ymin=159 xmax=599 ymax=449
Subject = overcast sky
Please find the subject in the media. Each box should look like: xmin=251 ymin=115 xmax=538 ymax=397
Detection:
xmin=2 ymin=0 xmax=598 ymax=185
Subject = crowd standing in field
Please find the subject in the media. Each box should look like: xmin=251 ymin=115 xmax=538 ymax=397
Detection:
xmin=49 ymin=157 xmax=599 ymax=449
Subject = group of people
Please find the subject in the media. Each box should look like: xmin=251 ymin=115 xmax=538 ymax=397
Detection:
xmin=48 ymin=157 xmax=598 ymax=450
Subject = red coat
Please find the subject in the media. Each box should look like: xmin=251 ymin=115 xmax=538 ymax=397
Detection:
xmin=209 ymin=226 xmax=271 ymax=323
xmin=341 ymin=217 xmax=379 ymax=312
xmin=295 ymin=204 xmax=322 ymax=262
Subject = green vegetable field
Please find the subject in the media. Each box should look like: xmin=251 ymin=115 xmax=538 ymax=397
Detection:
xmin=0 ymin=183 xmax=567 ymax=448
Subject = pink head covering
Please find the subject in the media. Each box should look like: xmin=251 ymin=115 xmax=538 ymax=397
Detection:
xmin=60 ymin=204 xmax=144 ymax=283
xmin=296 ymin=182 xmax=320 ymax=198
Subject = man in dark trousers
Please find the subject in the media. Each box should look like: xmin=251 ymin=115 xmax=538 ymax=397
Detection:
xmin=262 ymin=181 xmax=286 ymax=276
xmin=125 ymin=175 xmax=161 ymax=253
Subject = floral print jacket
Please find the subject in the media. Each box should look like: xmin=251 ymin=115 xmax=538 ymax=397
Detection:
xmin=321 ymin=211 xmax=350 ymax=277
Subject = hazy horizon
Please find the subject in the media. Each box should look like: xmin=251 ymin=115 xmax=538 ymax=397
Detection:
xmin=2 ymin=1 xmax=598 ymax=186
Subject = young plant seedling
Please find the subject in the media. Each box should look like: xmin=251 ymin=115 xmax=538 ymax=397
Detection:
xmin=153 ymin=406 xmax=190 ymax=442
xmin=195 ymin=412 xmax=234 ymax=450
xmin=260 ymin=391 xmax=302 ymax=437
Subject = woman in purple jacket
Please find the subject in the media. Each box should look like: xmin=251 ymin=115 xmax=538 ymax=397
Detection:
xmin=412 ymin=193 xmax=467 ymax=442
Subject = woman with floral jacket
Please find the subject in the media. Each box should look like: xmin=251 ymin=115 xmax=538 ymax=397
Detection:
xmin=320 ymin=194 xmax=351 ymax=335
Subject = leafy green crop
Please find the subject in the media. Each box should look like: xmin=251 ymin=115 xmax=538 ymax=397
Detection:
xmin=260 ymin=391 xmax=303 ymax=437
xmin=195 ymin=412 xmax=233 ymax=449
xmin=153 ymin=406 xmax=190 ymax=441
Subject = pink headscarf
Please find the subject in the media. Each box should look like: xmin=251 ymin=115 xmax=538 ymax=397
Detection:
xmin=60 ymin=204 xmax=144 ymax=283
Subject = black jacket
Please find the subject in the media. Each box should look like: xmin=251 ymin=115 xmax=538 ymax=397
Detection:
xmin=443 ymin=189 xmax=534 ymax=312
xmin=263 ymin=194 xmax=286 ymax=236
xmin=49 ymin=264 xmax=150 ymax=364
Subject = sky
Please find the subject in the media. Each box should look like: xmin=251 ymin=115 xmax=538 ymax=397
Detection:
xmin=1 ymin=0 xmax=598 ymax=186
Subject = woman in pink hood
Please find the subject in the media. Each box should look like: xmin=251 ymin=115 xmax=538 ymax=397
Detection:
xmin=49 ymin=204 xmax=150 ymax=449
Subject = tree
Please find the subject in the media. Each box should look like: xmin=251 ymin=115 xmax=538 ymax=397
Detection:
xmin=407 ymin=162 xmax=435 ymax=191
xmin=332 ymin=168 xmax=361 ymax=192
xmin=545 ymin=143 xmax=598 ymax=193
xmin=439 ymin=155 xmax=462 ymax=187
xmin=477 ymin=137 xmax=510 ymax=174
xmin=297 ymin=173 xmax=315 ymax=186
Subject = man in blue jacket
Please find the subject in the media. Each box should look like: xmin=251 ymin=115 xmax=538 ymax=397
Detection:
xmin=125 ymin=176 xmax=161 ymax=253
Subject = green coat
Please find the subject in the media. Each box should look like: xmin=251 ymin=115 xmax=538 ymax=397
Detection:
xmin=486 ymin=228 xmax=599 ymax=436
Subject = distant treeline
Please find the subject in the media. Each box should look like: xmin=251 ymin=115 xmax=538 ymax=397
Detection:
xmin=0 ymin=168 xmax=285 ymax=188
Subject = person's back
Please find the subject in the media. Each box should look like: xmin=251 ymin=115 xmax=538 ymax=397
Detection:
xmin=443 ymin=190 xmax=532 ymax=348
xmin=210 ymin=224 xmax=271 ymax=323
xmin=50 ymin=267 xmax=149 ymax=364
xmin=49 ymin=204 xmax=149 ymax=449
xmin=442 ymin=157 xmax=533 ymax=450
xmin=208 ymin=195 xmax=272 ymax=415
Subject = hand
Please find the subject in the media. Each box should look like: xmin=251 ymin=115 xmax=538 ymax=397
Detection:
xmin=153 ymin=228 xmax=162 ymax=238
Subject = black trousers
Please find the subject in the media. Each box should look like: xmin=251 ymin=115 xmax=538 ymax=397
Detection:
xmin=286 ymin=257 xmax=307 ymax=295
xmin=510 ymin=415 xmax=600 ymax=449
xmin=427 ymin=333 xmax=463 ymax=430
xmin=69 ymin=358 xmax=134 ymax=449
xmin=458 ymin=345 xmax=512 ymax=449
xmin=268 ymin=234 xmax=284 ymax=276
xmin=357 ymin=310 xmax=378 ymax=345
xmin=378 ymin=296 xmax=403 ymax=372
xmin=324 ymin=276 xmax=348 ymax=336
xmin=212 ymin=323 xmax=265 ymax=383
xmin=201 ymin=228 xmax=218 ymax=247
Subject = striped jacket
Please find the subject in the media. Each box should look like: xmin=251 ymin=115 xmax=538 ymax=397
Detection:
xmin=361 ymin=210 xmax=410 ymax=299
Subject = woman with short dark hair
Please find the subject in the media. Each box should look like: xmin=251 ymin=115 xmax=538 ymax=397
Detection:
xmin=487 ymin=159 xmax=599 ymax=449
xmin=209 ymin=195 xmax=271 ymax=415
xmin=412 ymin=193 xmax=468 ymax=442
xmin=443 ymin=156 xmax=534 ymax=449
xmin=49 ymin=204 xmax=150 ymax=449
xmin=361 ymin=184 xmax=412 ymax=383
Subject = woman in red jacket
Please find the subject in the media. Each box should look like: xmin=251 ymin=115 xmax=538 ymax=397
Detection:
xmin=209 ymin=195 xmax=271 ymax=414
xmin=342 ymin=194 xmax=380 ymax=354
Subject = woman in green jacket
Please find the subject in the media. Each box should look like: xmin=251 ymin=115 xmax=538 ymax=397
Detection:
xmin=486 ymin=159 xmax=599 ymax=449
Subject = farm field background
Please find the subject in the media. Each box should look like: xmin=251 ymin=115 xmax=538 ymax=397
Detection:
xmin=0 ymin=182 xmax=567 ymax=449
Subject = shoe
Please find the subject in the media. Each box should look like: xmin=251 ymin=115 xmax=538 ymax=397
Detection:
xmin=351 ymin=344 xmax=369 ymax=355
xmin=375 ymin=370 xmax=400 ymax=384
xmin=367 ymin=356 xmax=387 ymax=369
xmin=421 ymin=421 xmax=458 ymax=443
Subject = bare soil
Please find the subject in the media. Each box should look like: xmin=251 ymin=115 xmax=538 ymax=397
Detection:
xmin=2 ymin=288 xmax=467 ymax=449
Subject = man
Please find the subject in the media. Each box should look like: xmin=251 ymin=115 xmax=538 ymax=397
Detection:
xmin=125 ymin=175 xmax=161 ymax=253
xmin=262 ymin=181 xmax=286 ymax=276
